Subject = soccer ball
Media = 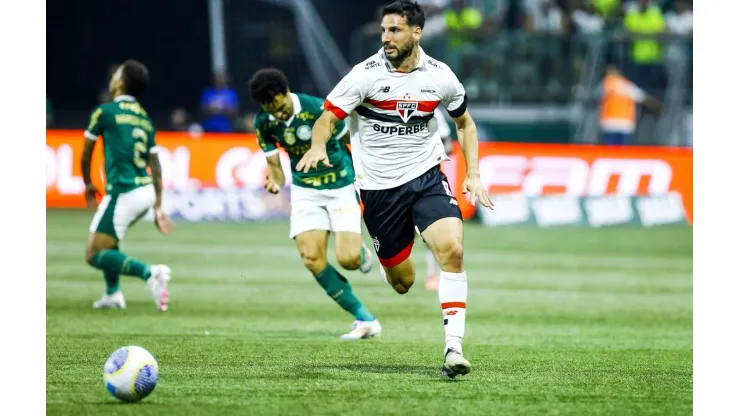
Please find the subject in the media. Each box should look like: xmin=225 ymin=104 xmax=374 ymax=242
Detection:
xmin=103 ymin=345 xmax=159 ymax=403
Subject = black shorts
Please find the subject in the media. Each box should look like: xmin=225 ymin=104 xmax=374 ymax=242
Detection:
xmin=360 ymin=166 xmax=462 ymax=268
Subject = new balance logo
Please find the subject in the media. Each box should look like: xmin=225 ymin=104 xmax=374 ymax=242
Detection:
xmin=379 ymin=86 xmax=391 ymax=93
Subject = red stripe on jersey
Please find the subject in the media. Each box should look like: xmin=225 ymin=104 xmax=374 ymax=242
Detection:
xmin=364 ymin=98 xmax=440 ymax=113
xmin=378 ymin=240 xmax=414 ymax=268
xmin=324 ymin=100 xmax=348 ymax=120
xmin=441 ymin=302 xmax=466 ymax=310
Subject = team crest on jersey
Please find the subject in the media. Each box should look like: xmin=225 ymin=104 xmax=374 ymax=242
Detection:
xmin=396 ymin=102 xmax=418 ymax=123
xmin=283 ymin=130 xmax=296 ymax=145
xmin=296 ymin=125 xmax=312 ymax=141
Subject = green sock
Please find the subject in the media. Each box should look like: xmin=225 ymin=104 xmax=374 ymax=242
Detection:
xmin=314 ymin=264 xmax=375 ymax=321
xmin=90 ymin=249 xmax=151 ymax=281
xmin=104 ymin=269 xmax=121 ymax=295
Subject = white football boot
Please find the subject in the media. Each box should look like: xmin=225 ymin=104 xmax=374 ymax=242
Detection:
xmin=359 ymin=242 xmax=374 ymax=274
xmin=339 ymin=319 xmax=382 ymax=341
xmin=93 ymin=291 xmax=126 ymax=309
xmin=441 ymin=347 xmax=471 ymax=379
xmin=147 ymin=265 xmax=171 ymax=311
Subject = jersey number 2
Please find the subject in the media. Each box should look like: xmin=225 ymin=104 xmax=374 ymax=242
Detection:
xmin=132 ymin=127 xmax=148 ymax=168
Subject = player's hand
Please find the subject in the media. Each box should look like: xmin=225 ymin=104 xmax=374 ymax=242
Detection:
xmin=264 ymin=176 xmax=281 ymax=194
xmin=296 ymin=146 xmax=332 ymax=173
xmin=84 ymin=184 xmax=100 ymax=208
xmin=462 ymin=174 xmax=494 ymax=210
xmin=154 ymin=206 xmax=174 ymax=236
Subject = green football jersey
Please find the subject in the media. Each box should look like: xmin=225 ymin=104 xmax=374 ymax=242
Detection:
xmin=254 ymin=93 xmax=354 ymax=190
xmin=84 ymin=95 xmax=156 ymax=195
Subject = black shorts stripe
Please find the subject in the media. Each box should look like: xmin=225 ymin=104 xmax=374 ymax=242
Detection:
xmin=356 ymin=105 xmax=434 ymax=124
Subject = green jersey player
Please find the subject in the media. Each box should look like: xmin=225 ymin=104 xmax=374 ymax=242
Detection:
xmin=248 ymin=68 xmax=381 ymax=340
xmin=81 ymin=60 xmax=173 ymax=312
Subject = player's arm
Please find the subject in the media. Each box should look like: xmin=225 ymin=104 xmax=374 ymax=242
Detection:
xmin=255 ymin=123 xmax=284 ymax=194
xmin=452 ymin=110 xmax=493 ymax=209
xmin=149 ymin=152 xmax=164 ymax=210
xmin=81 ymin=107 xmax=104 ymax=207
xmin=146 ymin=128 xmax=173 ymax=235
xmin=297 ymin=67 xmax=367 ymax=173
xmin=264 ymin=153 xmax=285 ymax=194
xmin=442 ymin=67 xmax=494 ymax=210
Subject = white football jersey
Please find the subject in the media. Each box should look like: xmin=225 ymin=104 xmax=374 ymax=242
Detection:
xmin=324 ymin=47 xmax=467 ymax=190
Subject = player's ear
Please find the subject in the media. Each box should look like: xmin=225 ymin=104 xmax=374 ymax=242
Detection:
xmin=413 ymin=26 xmax=422 ymax=41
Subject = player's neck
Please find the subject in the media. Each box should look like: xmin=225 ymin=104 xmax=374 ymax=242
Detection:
xmin=392 ymin=47 xmax=420 ymax=73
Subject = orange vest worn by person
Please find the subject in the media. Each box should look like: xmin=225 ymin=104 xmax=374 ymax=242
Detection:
xmin=600 ymin=73 xmax=646 ymax=134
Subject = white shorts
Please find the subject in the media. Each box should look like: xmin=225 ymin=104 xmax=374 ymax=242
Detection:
xmin=89 ymin=184 xmax=156 ymax=240
xmin=289 ymin=183 xmax=362 ymax=239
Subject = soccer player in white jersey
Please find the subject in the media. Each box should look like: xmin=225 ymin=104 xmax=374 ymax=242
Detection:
xmin=297 ymin=0 xmax=494 ymax=378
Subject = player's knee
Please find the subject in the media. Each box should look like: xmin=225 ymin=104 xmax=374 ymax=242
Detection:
xmin=435 ymin=240 xmax=464 ymax=272
xmin=301 ymin=251 xmax=327 ymax=275
xmin=392 ymin=281 xmax=413 ymax=294
xmin=85 ymin=247 xmax=98 ymax=265
xmin=387 ymin=271 xmax=415 ymax=294
xmin=336 ymin=250 xmax=361 ymax=270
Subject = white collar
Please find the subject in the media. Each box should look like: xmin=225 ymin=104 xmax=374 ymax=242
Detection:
xmin=378 ymin=46 xmax=427 ymax=73
xmin=268 ymin=93 xmax=301 ymax=125
xmin=114 ymin=95 xmax=136 ymax=102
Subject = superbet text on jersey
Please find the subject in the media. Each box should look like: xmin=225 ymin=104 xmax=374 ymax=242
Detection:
xmin=324 ymin=47 xmax=467 ymax=191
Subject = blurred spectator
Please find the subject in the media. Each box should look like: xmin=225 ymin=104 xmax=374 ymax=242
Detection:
xmin=419 ymin=0 xmax=451 ymax=39
xmin=624 ymin=0 xmax=666 ymax=95
xmin=599 ymin=64 xmax=662 ymax=145
xmin=46 ymin=97 xmax=54 ymax=129
xmin=665 ymin=0 xmax=692 ymax=35
xmin=664 ymin=0 xmax=692 ymax=64
xmin=525 ymin=0 xmax=565 ymax=34
xmin=200 ymin=71 xmax=239 ymax=133
xmin=170 ymin=107 xmax=204 ymax=138
xmin=572 ymin=2 xmax=605 ymax=34
xmin=462 ymin=58 xmax=501 ymax=101
xmin=443 ymin=0 xmax=484 ymax=48
xmin=591 ymin=0 xmax=620 ymax=19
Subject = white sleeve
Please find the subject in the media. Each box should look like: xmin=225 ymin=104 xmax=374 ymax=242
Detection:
xmin=615 ymin=80 xmax=646 ymax=103
xmin=440 ymin=66 xmax=469 ymax=118
xmin=434 ymin=108 xmax=451 ymax=138
xmin=324 ymin=65 xmax=370 ymax=120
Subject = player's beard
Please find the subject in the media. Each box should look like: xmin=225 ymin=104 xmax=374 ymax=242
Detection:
xmin=385 ymin=40 xmax=416 ymax=68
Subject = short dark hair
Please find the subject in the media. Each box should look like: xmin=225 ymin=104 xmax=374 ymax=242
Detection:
xmin=120 ymin=60 xmax=150 ymax=99
xmin=381 ymin=0 xmax=425 ymax=29
xmin=249 ymin=68 xmax=290 ymax=104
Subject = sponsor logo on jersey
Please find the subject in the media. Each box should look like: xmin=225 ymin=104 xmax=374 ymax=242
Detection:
xmin=396 ymin=101 xmax=418 ymax=123
xmin=296 ymin=125 xmax=312 ymax=141
xmin=365 ymin=60 xmax=381 ymax=70
xmin=379 ymin=86 xmax=391 ymax=93
xmin=421 ymin=83 xmax=437 ymax=94
xmin=372 ymin=122 xmax=428 ymax=135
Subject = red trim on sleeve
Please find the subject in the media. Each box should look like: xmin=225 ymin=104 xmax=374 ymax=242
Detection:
xmin=324 ymin=100 xmax=348 ymax=120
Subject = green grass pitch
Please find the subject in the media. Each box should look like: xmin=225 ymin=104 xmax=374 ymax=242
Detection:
xmin=46 ymin=209 xmax=692 ymax=415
